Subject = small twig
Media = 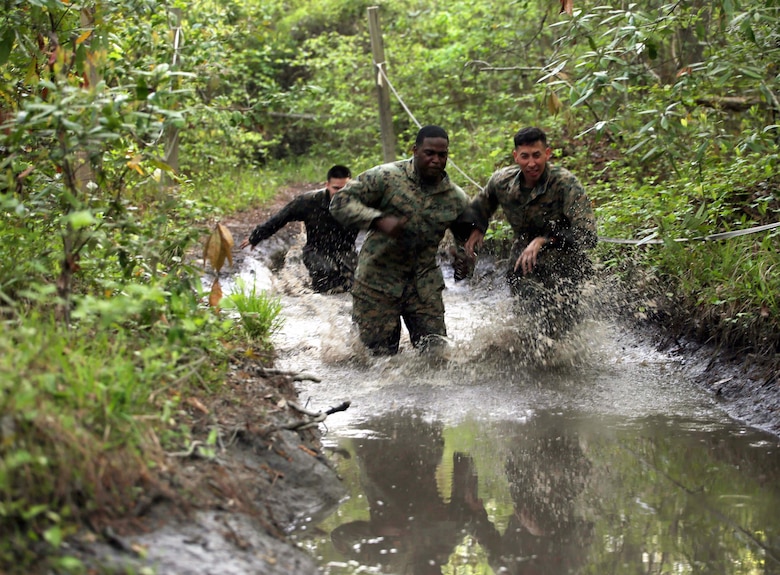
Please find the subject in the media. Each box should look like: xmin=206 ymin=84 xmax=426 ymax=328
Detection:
xmin=283 ymin=400 xmax=351 ymax=430
xmin=253 ymin=367 xmax=322 ymax=382
xmin=166 ymin=440 xmax=216 ymax=460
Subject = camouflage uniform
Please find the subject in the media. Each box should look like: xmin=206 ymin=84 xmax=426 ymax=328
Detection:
xmin=330 ymin=158 xmax=471 ymax=355
xmin=470 ymin=164 xmax=597 ymax=336
xmin=248 ymin=188 xmax=358 ymax=292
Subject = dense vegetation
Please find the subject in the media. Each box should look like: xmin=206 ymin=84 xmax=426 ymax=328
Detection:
xmin=1 ymin=0 xmax=778 ymax=570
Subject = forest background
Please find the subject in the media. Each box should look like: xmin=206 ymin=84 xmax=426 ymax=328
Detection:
xmin=1 ymin=0 xmax=778 ymax=571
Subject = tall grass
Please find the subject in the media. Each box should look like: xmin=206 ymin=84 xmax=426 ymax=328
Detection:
xmin=223 ymin=279 xmax=284 ymax=344
xmin=0 ymin=289 xmax=235 ymax=570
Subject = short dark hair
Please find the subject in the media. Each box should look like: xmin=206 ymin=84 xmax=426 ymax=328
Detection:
xmin=415 ymin=125 xmax=449 ymax=146
xmin=327 ymin=165 xmax=351 ymax=180
xmin=513 ymin=127 xmax=548 ymax=148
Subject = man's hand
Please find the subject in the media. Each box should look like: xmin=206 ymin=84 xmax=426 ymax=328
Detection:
xmin=373 ymin=216 xmax=408 ymax=239
xmin=464 ymin=229 xmax=484 ymax=260
xmin=239 ymin=238 xmax=254 ymax=250
xmin=514 ymin=236 xmax=547 ymax=275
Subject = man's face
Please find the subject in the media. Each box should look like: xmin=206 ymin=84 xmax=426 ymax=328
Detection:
xmin=413 ymin=137 xmax=449 ymax=182
xmin=326 ymin=177 xmax=350 ymax=198
xmin=512 ymin=140 xmax=552 ymax=187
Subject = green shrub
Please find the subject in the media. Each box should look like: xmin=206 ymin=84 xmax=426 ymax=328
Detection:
xmin=224 ymin=279 xmax=284 ymax=343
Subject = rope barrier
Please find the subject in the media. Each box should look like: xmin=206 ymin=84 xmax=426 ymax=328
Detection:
xmin=372 ymin=61 xmax=780 ymax=246
xmin=599 ymin=221 xmax=780 ymax=245
xmin=375 ymin=62 xmax=484 ymax=192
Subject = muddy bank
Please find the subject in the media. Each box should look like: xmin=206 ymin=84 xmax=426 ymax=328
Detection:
xmin=66 ymin=352 xmax=347 ymax=575
xmin=637 ymin=323 xmax=780 ymax=437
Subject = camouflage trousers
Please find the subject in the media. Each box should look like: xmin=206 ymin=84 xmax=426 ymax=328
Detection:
xmin=507 ymin=251 xmax=592 ymax=339
xmin=303 ymin=248 xmax=357 ymax=293
xmin=351 ymin=282 xmax=446 ymax=355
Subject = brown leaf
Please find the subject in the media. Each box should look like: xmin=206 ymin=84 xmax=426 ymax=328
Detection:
xmin=217 ymin=223 xmax=234 ymax=267
xmin=208 ymin=278 xmax=223 ymax=308
xmin=298 ymin=445 xmax=319 ymax=457
xmin=203 ymin=223 xmax=234 ymax=272
xmin=560 ymin=0 xmax=574 ymax=15
xmin=547 ymin=91 xmax=562 ymax=115
xmin=185 ymin=397 xmax=210 ymax=414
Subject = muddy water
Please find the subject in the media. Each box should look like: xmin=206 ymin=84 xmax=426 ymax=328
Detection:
xmin=234 ymin=250 xmax=780 ymax=575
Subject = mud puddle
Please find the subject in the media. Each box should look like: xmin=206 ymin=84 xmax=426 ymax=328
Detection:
xmin=238 ymin=247 xmax=780 ymax=575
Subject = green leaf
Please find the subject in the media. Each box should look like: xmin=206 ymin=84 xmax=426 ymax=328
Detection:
xmin=22 ymin=504 xmax=49 ymax=521
xmin=0 ymin=28 xmax=14 ymax=66
xmin=66 ymin=211 xmax=97 ymax=230
xmin=740 ymin=19 xmax=756 ymax=44
xmin=571 ymin=87 xmax=594 ymax=108
xmin=44 ymin=525 xmax=64 ymax=547
xmin=738 ymin=67 xmax=764 ymax=80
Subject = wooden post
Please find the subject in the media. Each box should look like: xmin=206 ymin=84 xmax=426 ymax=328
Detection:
xmin=164 ymin=8 xmax=182 ymax=179
xmin=367 ymin=6 xmax=396 ymax=163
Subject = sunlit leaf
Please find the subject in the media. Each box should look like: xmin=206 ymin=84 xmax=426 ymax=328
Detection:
xmin=126 ymin=155 xmax=144 ymax=175
xmin=217 ymin=223 xmax=234 ymax=267
xmin=75 ymin=30 xmax=93 ymax=46
xmin=43 ymin=525 xmax=63 ymax=547
xmin=66 ymin=210 xmax=96 ymax=230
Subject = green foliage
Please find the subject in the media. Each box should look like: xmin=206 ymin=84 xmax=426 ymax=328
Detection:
xmin=189 ymin=169 xmax=280 ymax=215
xmin=0 ymin=300 xmax=231 ymax=568
xmin=224 ymin=278 xmax=284 ymax=344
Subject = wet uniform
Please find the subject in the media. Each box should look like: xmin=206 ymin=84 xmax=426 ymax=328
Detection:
xmin=247 ymin=188 xmax=358 ymax=292
xmin=330 ymin=158 xmax=471 ymax=354
xmin=470 ymin=164 xmax=597 ymax=335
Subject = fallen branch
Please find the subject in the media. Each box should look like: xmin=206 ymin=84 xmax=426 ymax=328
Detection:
xmin=283 ymin=400 xmax=351 ymax=430
xmin=254 ymin=367 xmax=322 ymax=383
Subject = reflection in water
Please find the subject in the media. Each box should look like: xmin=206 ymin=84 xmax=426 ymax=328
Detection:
xmin=315 ymin=411 xmax=596 ymax=574
xmin=329 ymin=412 xmax=480 ymax=575
xmin=471 ymin=413 xmax=594 ymax=575
xmin=295 ymin=410 xmax=780 ymax=575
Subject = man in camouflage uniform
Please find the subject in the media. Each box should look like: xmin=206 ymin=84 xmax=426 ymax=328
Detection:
xmin=330 ymin=125 xmax=472 ymax=355
xmin=239 ymin=165 xmax=357 ymax=293
xmin=465 ymin=127 xmax=597 ymax=338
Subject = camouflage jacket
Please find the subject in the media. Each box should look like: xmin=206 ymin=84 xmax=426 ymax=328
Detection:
xmin=330 ymin=158 xmax=471 ymax=299
xmin=471 ymin=164 xmax=597 ymax=255
xmin=248 ymin=188 xmax=358 ymax=256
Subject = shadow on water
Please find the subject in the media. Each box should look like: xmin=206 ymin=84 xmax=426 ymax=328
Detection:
xmin=222 ymin=241 xmax=780 ymax=574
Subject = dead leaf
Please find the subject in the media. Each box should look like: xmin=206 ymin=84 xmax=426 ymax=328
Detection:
xmin=547 ymin=91 xmax=562 ymax=115
xmin=676 ymin=66 xmax=693 ymax=78
xmin=185 ymin=397 xmax=210 ymax=414
xmin=203 ymin=223 xmax=234 ymax=272
xmin=560 ymin=0 xmax=573 ymax=15
xmin=208 ymin=278 xmax=223 ymax=308
xmin=298 ymin=445 xmax=318 ymax=457
xmin=217 ymin=223 xmax=234 ymax=267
